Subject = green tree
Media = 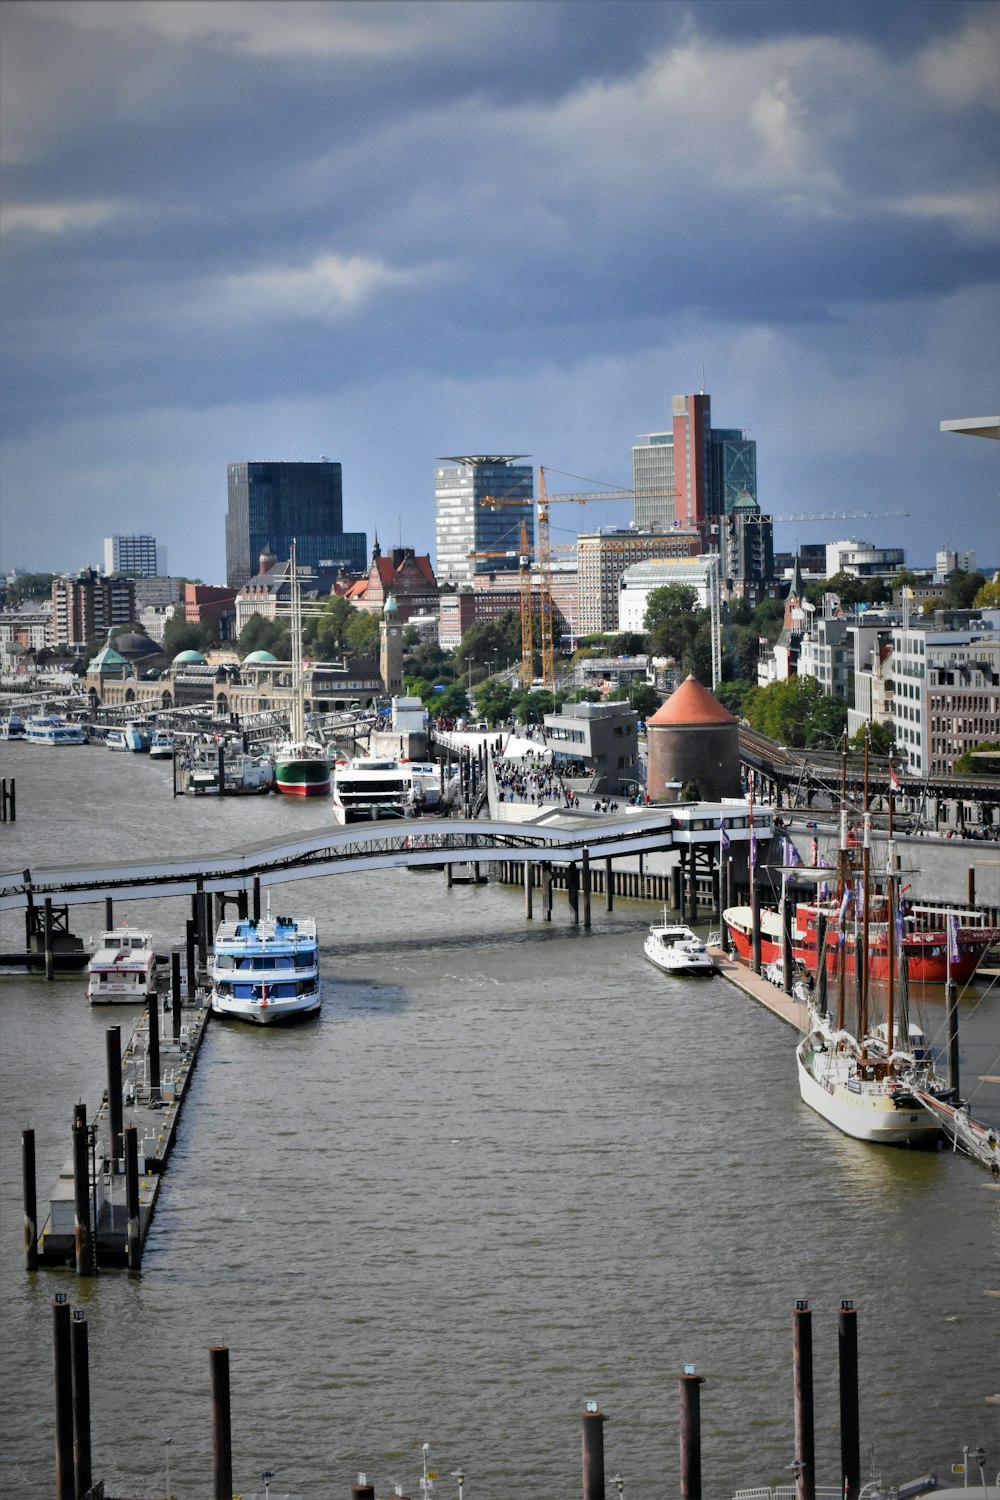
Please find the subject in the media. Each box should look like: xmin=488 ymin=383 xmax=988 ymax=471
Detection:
xmin=752 ymin=596 xmax=786 ymax=642
xmin=474 ymin=679 xmax=517 ymax=725
xmin=921 ymin=596 xmax=946 ymax=616
xmin=953 ymin=741 xmax=1000 ymax=773
xmin=511 ymin=687 xmax=560 ymax=724
xmin=891 ymin=567 xmax=920 ymax=588
xmin=5 ymin=572 xmax=55 ymax=606
xmin=849 ymin=720 xmax=896 ymax=756
xmin=743 ymin=676 xmax=847 ymax=749
xmin=643 ymin=585 xmax=703 ymax=662
xmin=162 ymin=615 xmax=214 ymax=658
xmin=457 ymin=613 xmax=523 ymax=677
xmin=643 ymin=584 xmax=698 ymax=632
xmin=715 ymin=679 xmax=753 ymax=717
xmin=973 ymin=578 xmax=1000 ymax=608
xmin=309 ymin=595 xmax=355 ymax=657
xmin=804 ymin=572 xmax=888 ymax=610
xmin=237 ymin=614 xmax=286 ymax=658
xmin=345 ymin=610 xmax=380 ymax=657
xmin=429 ymin=681 xmax=470 ymax=720
xmin=944 ymin=569 xmax=987 ymax=609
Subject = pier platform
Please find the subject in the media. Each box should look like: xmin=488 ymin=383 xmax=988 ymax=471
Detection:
xmin=37 ymin=992 xmax=211 ymax=1268
xmin=709 ymin=945 xmax=809 ymax=1031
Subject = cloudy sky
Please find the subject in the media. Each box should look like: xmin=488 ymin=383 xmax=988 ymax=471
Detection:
xmin=1 ymin=0 xmax=997 ymax=583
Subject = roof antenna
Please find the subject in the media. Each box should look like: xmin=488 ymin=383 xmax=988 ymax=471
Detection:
xmin=701 ymin=364 xmax=705 ymax=395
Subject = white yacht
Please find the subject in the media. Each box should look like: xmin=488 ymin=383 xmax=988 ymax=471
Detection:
xmin=644 ymin=914 xmax=718 ymax=976
xmin=210 ymin=908 xmax=321 ymax=1024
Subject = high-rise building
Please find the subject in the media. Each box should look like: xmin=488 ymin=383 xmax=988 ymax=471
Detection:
xmin=632 ymin=393 xmax=757 ymax=532
xmin=434 ymin=456 xmax=534 ymax=588
xmin=225 ymin=461 xmax=367 ymax=591
xmin=103 ymin=534 xmax=163 ymax=578
xmin=51 ymin=569 xmax=135 ymax=648
xmin=721 ymin=497 xmax=773 ymax=590
xmin=576 ymin=527 xmax=701 ymax=636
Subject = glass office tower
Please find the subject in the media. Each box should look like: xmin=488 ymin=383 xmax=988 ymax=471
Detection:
xmin=225 ymin=460 xmax=367 ymax=590
xmin=434 ymin=456 xmax=534 ymax=587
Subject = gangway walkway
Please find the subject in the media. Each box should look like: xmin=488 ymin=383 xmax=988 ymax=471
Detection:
xmin=0 ymin=810 xmax=696 ymax=909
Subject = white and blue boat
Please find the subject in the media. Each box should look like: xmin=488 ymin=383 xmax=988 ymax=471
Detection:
xmin=0 ymin=713 xmax=25 ymax=739
xmin=210 ymin=906 xmax=320 ymax=1024
xmin=23 ymin=714 xmax=87 ymax=746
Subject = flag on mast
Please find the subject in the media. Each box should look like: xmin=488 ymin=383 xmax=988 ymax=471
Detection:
xmin=889 ymin=763 xmax=901 ymax=794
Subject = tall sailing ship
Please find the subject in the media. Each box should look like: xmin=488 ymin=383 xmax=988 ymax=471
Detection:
xmin=272 ymin=540 xmax=331 ymax=797
xmin=792 ymin=751 xmax=953 ymax=1146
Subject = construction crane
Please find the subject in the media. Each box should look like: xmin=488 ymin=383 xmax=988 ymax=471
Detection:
xmin=485 ymin=469 xmax=676 ymax=693
xmin=536 ymin=468 xmax=680 ymax=691
xmin=467 ymin=519 xmax=534 ymax=689
xmin=771 ymin=509 xmax=910 ymax=522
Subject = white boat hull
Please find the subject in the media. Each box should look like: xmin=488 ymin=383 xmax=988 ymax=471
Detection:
xmin=644 ymin=933 xmax=717 ymax=975
xmin=796 ymin=1037 xmax=941 ymax=1146
xmin=211 ymin=987 xmax=321 ymax=1025
xmin=210 ymin=910 xmax=321 ymax=1025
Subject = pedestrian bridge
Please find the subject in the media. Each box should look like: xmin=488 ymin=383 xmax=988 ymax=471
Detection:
xmin=0 ymin=803 xmax=767 ymax=910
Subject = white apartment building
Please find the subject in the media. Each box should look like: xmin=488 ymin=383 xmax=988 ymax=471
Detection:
xmin=891 ymin=621 xmax=1000 ymax=775
xmin=103 ymin=534 xmax=164 ymax=577
xmin=825 ymin=538 xmax=904 ymax=579
xmin=577 ymin=527 xmax=700 ymax=635
xmin=618 ymin=556 xmax=716 ymax=633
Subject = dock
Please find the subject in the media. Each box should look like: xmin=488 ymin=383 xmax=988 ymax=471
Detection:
xmin=709 ymin=944 xmax=810 ymax=1031
xmin=34 ymin=989 xmax=211 ymax=1269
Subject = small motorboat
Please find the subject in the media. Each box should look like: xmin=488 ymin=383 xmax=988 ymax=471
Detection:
xmin=644 ymin=913 xmax=718 ymax=976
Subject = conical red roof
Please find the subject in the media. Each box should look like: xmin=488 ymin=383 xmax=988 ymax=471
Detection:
xmin=647 ymin=674 xmax=736 ymax=727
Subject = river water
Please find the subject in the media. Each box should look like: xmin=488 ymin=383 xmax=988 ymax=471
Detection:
xmin=0 ymin=739 xmax=998 ymax=1499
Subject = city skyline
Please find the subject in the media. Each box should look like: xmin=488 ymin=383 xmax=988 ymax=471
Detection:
xmin=0 ymin=1 xmax=997 ymax=581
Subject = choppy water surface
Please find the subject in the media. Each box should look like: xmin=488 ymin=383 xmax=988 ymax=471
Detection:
xmin=0 ymin=740 xmax=997 ymax=1498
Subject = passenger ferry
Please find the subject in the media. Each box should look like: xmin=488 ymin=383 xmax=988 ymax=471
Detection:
xmin=24 ymin=714 xmax=87 ymax=746
xmin=332 ymin=756 xmax=409 ymax=823
xmin=210 ymin=908 xmax=320 ymax=1024
xmin=149 ymin=730 xmax=175 ymax=759
xmin=87 ymin=926 xmax=159 ymax=1004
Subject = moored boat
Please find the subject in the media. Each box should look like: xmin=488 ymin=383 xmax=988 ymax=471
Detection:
xmin=722 ymin=902 xmax=996 ymax=986
xmin=644 ymin=913 xmax=718 ymax=975
xmin=210 ymin=908 xmax=321 ymax=1024
xmin=188 ymin=749 xmax=273 ymax=794
xmin=23 ymin=714 xmax=87 ymax=746
xmin=332 ymin=756 xmax=409 ymax=823
xmin=794 ymin=750 xmax=950 ymax=1147
xmin=0 ymin=713 xmax=25 ymax=739
xmin=149 ymin=730 xmax=174 ymax=759
xmin=87 ymin=926 xmax=158 ymax=1004
xmin=272 ymin=538 xmax=331 ymax=797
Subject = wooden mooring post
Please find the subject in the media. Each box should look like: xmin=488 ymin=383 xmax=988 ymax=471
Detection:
xmin=0 ymin=776 xmax=14 ymax=821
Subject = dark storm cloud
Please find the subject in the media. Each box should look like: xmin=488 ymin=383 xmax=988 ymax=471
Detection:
xmin=0 ymin=0 xmax=996 ymax=575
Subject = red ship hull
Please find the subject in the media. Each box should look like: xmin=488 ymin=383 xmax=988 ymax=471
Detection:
xmin=723 ymin=903 xmax=996 ymax=985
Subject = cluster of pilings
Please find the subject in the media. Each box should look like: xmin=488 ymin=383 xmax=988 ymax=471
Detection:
xmin=25 ymin=918 xmax=211 ymax=1270
xmin=54 ymin=1301 xmax=874 ymax=1499
xmin=494 ymin=855 xmax=729 ymax=923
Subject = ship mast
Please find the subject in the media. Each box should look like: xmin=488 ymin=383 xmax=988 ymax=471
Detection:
xmin=836 ymin=733 xmax=848 ymax=1034
xmin=860 ymin=732 xmax=871 ymax=1044
xmin=289 ymin=538 xmax=305 ymax=747
xmin=885 ymin=757 xmax=896 ymax=1061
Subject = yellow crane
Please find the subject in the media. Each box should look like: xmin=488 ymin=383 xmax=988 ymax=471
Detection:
xmin=467 ymin=518 xmax=535 ymax=689
xmin=483 ymin=469 xmax=676 ymax=693
xmin=535 ymin=468 xmax=677 ymax=691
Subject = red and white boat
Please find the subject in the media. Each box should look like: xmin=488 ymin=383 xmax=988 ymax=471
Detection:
xmin=722 ymin=902 xmax=997 ymax=986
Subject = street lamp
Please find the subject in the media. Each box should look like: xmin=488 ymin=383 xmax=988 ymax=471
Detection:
xmin=260 ymin=1469 xmax=274 ymax=1500
xmin=452 ymin=1467 xmax=465 ymax=1500
xmin=163 ymin=1436 xmax=172 ymax=1500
